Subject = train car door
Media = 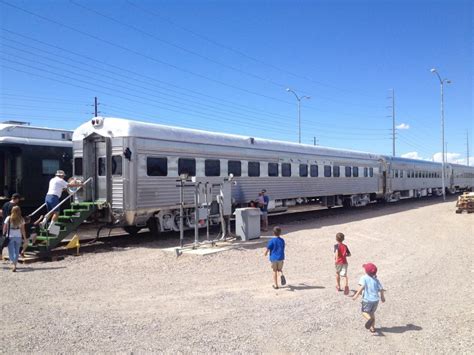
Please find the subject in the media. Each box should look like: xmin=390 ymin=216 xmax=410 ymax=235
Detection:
xmin=95 ymin=141 xmax=108 ymax=202
xmin=83 ymin=134 xmax=112 ymax=203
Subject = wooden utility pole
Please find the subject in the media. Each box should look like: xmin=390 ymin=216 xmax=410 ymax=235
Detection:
xmin=94 ymin=97 xmax=98 ymax=117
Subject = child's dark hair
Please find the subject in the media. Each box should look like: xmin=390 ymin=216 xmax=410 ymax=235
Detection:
xmin=336 ymin=232 xmax=345 ymax=242
xmin=273 ymin=226 xmax=282 ymax=236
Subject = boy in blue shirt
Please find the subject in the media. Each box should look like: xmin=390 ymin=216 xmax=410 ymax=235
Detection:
xmin=352 ymin=263 xmax=385 ymax=333
xmin=264 ymin=226 xmax=286 ymax=289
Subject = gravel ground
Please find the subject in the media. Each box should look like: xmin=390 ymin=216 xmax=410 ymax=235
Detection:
xmin=1 ymin=196 xmax=473 ymax=353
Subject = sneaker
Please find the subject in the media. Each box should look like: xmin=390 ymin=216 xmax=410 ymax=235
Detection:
xmin=281 ymin=275 xmax=286 ymax=286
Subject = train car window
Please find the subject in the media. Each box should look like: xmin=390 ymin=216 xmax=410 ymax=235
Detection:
xmin=282 ymin=163 xmax=291 ymax=177
xmin=324 ymin=165 xmax=332 ymax=177
xmin=42 ymin=159 xmax=60 ymax=175
xmin=333 ymin=165 xmax=340 ymax=177
xmin=310 ymin=164 xmax=318 ymax=177
xmin=74 ymin=158 xmax=83 ymax=176
xmin=400 ymin=170 xmax=404 ymax=178
xmin=345 ymin=166 xmax=351 ymax=177
xmin=369 ymin=167 xmax=374 ymax=177
xmin=147 ymin=157 xmax=168 ymax=176
xmin=228 ymin=160 xmax=241 ymax=177
xmin=364 ymin=167 xmax=368 ymax=177
xmin=299 ymin=164 xmax=308 ymax=177
xmin=205 ymin=159 xmax=220 ymax=176
xmin=353 ymin=167 xmax=359 ymax=177
xmin=178 ymin=158 xmax=196 ymax=177
xmin=248 ymin=162 xmax=260 ymax=177
xmin=98 ymin=157 xmax=106 ymax=176
xmin=268 ymin=163 xmax=279 ymax=177
xmin=394 ymin=169 xmax=399 ymax=178
xmin=112 ymin=155 xmax=122 ymax=176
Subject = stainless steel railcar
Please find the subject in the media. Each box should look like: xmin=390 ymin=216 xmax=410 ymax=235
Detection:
xmin=72 ymin=117 xmax=473 ymax=233
xmin=72 ymin=117 xmax=385 ymax=232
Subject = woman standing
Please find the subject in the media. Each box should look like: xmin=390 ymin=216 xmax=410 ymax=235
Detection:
xmin=3 ymin=206 xmax=26 ymax=272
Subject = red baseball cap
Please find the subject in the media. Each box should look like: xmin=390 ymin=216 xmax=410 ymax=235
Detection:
xmin=363 ymin=263 xmax=377 ymax=275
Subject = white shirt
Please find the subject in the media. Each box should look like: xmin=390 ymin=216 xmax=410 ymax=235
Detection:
xmin=47 ymin=176 xmax=68 ymax=197
xmin=3 ymin=216 xmax=23 ymax=238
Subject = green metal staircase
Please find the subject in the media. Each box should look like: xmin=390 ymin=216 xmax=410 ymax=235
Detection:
xmin=27 ymin=202 xmax=97 ymax=255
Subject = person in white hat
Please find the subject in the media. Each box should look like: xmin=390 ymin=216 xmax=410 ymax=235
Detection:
xmin=44 ymin=170 xmax=81 ymax=224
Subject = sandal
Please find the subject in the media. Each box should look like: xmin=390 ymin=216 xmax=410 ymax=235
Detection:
xmin=272 ymin=285 xmax=279 ymax=289
xmin=365 ymin=318 xmax=374 ymax=329
xmin=336 ymin=286 xmax=342 ymax=292
xmin=280 ymin=275 xmax=286 ymax=286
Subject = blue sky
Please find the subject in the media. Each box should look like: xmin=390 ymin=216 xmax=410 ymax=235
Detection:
xmin=0 ymin=0 xmax=472 ymax=163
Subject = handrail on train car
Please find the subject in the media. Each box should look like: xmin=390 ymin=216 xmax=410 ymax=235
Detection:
xmin=40 ymin=177 xmax=94 ymax=229
xmin=28 ymin=203 xmax=47 ymax=219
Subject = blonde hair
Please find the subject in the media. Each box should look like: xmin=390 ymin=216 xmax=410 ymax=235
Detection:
xmin=9 ymin=206 xmax=23 ymax=228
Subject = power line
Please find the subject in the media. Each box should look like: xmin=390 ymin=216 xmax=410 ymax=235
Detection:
xmin=1 ymin=46 xmax=390 ymax=135
xmin=0 ymin=0 xmax=302 ymax=106
xmin=1 ymin=29 xmax=386 ymax=122
xmin=125 ymin=0 xmax=385 ymax=103
xmin=70 ymin=0 xmax=386 ymax=111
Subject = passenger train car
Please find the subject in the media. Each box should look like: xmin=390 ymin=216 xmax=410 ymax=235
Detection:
xmin=72 ymin=117 xmax=474 ymax=234
xmin=0 ymin=121 xmax=73 ymax=213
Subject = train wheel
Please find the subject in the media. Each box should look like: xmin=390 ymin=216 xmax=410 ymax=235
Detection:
xmin=123 ymin=226 xmax=142 ymax=236
xmin=146 ymin=217 xmax=160 ymax=237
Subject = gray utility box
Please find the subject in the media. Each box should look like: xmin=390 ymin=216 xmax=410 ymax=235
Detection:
xmin=235 ymin=207 xmax=261 ymax=241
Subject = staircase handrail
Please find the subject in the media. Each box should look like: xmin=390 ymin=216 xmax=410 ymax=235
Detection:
xmin=41 ymin=177 xmax=94 ymax=228
xmin=28 ymin=203 xmax=47 ymax=218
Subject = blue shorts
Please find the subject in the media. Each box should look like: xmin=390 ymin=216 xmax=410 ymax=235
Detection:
xmin=45 ymin=194 xmax=60 ymax=212
xmin=361 ymin=301 xmax=379 ymax=314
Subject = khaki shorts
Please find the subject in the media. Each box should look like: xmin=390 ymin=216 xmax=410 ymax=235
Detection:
xmin=335 ymin=263 xmax=348 ymax=276
xmin=271 ymin=260 xmax=284 ymax=272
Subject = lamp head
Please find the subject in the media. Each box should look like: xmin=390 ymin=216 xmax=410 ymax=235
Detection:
xmin=286 ymin=88 xmax=291 ymax=92
xmin=430 ymin=68 xmax=437 ymax=73
xmin=446 ymin=80 xmax=452 ymax=84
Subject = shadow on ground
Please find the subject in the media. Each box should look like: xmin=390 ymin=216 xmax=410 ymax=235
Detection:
xmin=377 ymin=324 xmax=423 ymax=335
xmin=286 ymin=283 xmax=325 ymax=291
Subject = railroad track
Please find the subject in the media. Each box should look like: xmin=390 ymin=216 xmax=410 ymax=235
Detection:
xmin=21 ymin=194 xmax=457 ymax=262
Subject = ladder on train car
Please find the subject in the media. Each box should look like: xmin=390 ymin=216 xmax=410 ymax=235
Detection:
xmin=25 ymin=177 xmax=97 ymax=256
xmin=27 ymin=201 xmax=98 ymax=255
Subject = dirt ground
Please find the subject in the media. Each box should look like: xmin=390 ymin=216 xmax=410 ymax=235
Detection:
xmin=1 ymin=196 xmax=473 ymax=353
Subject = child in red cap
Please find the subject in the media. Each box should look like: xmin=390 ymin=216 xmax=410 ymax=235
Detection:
xmin=352 ymin=263 xmax=385 ymax=333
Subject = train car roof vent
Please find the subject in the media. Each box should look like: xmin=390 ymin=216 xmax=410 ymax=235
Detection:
xmin=249 ymin=137 xmax=255 ymax=144
xmin=2 ymin=120 xmax=30 ymax=125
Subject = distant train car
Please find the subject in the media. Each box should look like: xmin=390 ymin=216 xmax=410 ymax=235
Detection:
xmin=450 ymin=163 xmax=474 ymax=191
xmin=0 ymin=121 xmax=73 ymax=213
xmin=382 ymin=157 xmax=445 ymax=200
xmin=72 ymin=117 xmax=473 ymax=234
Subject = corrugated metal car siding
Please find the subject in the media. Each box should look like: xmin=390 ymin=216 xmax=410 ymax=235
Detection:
xmin=390 ymin=178 xmax=442 ymax=191
xmin=135 ymin=176 xmax=379 ymax=209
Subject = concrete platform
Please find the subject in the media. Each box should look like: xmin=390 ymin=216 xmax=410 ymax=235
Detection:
xmin=163 ymin=237 xmax=270 ymax=256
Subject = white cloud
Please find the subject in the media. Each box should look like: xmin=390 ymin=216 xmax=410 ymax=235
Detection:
xmin=401 ymin=151 xmax=426 ymax=160
xmin=432 ymin=152 xmax=462 ymax=163
xmin=401 ymin=151 xmax=473 ymax=165
xmin=396 ymin=123 xmax=410 ymax=130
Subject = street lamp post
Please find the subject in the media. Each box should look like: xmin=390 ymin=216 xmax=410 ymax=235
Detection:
xmin=286 ymin=88 xmax=310 ymax=144
xmin=430 ymin=68 xmax=451 ymax=201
